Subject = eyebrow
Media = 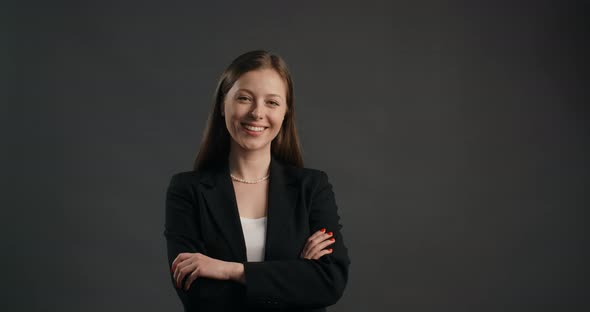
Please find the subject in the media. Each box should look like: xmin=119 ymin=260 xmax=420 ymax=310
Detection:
xmin=237 ymin=88 xmax=283 ymax=99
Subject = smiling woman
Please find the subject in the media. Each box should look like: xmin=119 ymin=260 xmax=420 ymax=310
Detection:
xmin=164 ymin=50 xmax=350 ymax=311
xmin=223 ymin=69 xmax=288 ymax=152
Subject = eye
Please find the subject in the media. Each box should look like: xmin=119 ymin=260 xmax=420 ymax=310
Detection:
xmin=237 ymin=96 xmax=251 ymax=102
xmin=268 ymin=101 xmax=280 ymax=106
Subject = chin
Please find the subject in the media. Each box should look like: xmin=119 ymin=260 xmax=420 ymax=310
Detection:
xmin=238 ymin=141 xmax=270 ymax=152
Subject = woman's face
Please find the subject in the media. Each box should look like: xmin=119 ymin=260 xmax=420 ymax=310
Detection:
xmin=223 ymin=68 xmax=288 ymax=153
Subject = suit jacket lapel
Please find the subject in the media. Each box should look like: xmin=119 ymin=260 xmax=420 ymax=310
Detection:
xmin=200 ymin=163 xmax=248 ymax=262
xmin=265 ymin=156 xmax=298 ymax=261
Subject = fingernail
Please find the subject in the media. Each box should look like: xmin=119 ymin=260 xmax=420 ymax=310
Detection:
xmin=171 ymin=268 xmax=174 ymax=273
xmin=330 ymin=238 xmax=335 ymax=241
xmin=328 ymin=248 xmax=333 ymax=252
xmin=327 ymin=232 xmax=333 ymax=236
xmin=320 ymin=228 xmax=326 ymax=233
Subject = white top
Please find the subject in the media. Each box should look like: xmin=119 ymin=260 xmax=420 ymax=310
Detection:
xmin=239 ymin=216 xmax=267 ymax=262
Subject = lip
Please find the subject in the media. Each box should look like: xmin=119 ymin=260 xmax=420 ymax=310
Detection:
xmin=241 ymin=123 xmax=269 ymax=128
xmin=241 ymin=123 xmax=267 ymax=136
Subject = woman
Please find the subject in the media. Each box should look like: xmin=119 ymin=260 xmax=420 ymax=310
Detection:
xmin=164 ymin=50 xmax=350 ymax=311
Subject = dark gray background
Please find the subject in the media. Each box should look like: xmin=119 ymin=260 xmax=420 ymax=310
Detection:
xmin=6 ymin=1 xmax=588 ymax=311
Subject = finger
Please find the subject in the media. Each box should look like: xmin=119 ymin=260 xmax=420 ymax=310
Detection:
xmin=173 ymin=256 xmax=186 ymax=282
xmin=302 ymin=233 xmax=331 ymax=258
xmin=310 ymin=248 xmax=333 ymax=260
xmin=172 ymin=253 xmax=189 ymax=272
xmin=175 ymin=258 xmax=196 ymax=288
xmin=171 ymin=253 xmax=191 ymax=273
xmin=307 ymin=236 xmax=335 ymax=257
xmin=175 ymin=257 xmax=195 ymax=285
xmin=301 ymin=229 xmax=327 ymax=255
xmin=308 ymin=228 xmax=327 ymax=242
xmin=302 ymin=231 xmax=333 ymax=256
xmin=302 ymin=230 xmax=331 ymax=255
xmin=184 ymin=267 xmax=201 ymax=291
xmin=305 ymin=237 xmax=335 ymax=259
xmin=176 ymin=262 xmax=195 ymax=289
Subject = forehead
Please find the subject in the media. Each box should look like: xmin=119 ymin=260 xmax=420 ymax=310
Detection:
xmin=231 ymin=69 xmax=287 ymax=97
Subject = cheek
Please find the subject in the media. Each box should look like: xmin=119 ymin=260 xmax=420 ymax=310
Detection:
xmin=224 ymin=109 xmax=239 ymax=132
xmin=275 ymin=113 xmax=286 ymax=128
xmin=229 ymin=105 xmax=248 ymax=120
xmin=224 ymin=104 xmax=239 ymax=123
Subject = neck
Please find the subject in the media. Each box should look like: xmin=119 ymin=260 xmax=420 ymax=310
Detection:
xmin=228 ymin=143 xmax=271 ymax=180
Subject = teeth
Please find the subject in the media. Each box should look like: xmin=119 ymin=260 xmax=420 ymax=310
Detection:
xmin=243 ymin=124 xmax=265 ymax=132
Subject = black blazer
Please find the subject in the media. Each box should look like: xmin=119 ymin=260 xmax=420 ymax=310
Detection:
xmin=164 ymin=156 xmax=350 ymax=311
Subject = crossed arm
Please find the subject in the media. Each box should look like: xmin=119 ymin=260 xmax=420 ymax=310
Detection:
xmin=170 ymin=226 xmax=336 ymax=289
xmin=164 ymin=171 xmax=350 ymax=309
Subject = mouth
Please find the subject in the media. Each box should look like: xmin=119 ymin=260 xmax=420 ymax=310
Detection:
xmin=241 ymin=123 xmax=268 ymax=133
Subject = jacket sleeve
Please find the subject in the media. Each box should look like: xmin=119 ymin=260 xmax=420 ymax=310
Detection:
xmin=164 ymin=173 xmax=241 ymax=308
xmin=243 ymin=170 xmax=351 ymax=309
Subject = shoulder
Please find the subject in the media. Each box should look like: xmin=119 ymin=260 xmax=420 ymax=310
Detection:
xmin=167 ymin=166 xmax=221 ymax=188
xmin=168 ymin=170 xmax=198 ymax=184
xmin=278 ymin=161 xmax=330 ymax=189
xmin=288 ymin=166 xmax=325 ymax=180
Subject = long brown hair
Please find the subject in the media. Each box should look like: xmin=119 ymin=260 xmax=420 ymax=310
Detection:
xmin=193 ymin=50 xmax=303 ymax=171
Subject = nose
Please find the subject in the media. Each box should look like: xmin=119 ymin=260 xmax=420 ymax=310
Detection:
xmin=249 ymin=101 xmax=264 ymax=120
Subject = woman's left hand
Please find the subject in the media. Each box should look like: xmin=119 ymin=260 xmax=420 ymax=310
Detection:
xmin=300 ymin=228 xmax=335 ymax=260
xmin=171 ymin=252 xmax=238 ymax=290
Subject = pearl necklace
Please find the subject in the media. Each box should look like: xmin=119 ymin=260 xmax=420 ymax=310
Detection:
xmin=230 ymin=173 xmax=270 ymax=184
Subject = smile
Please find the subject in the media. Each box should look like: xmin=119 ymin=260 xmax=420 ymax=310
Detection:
xmin=241 ymin=123 xmax=267 ymax=132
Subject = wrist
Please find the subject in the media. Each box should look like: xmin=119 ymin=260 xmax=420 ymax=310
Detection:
xmin=228 ymin=262 xmax=245 ymax=283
